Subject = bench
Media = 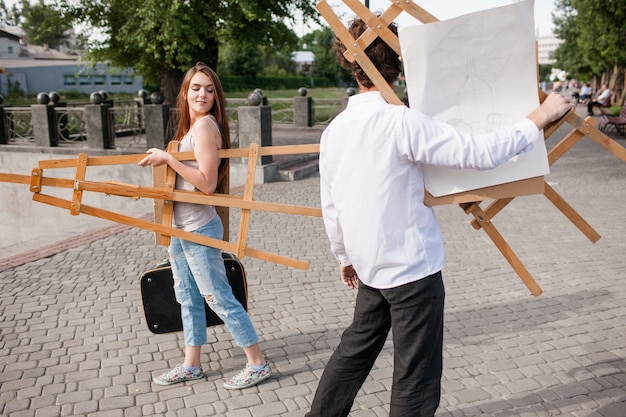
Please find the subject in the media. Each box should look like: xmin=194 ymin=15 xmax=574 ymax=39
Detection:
xmin=599 ymin=102 xmax=626 ymax=136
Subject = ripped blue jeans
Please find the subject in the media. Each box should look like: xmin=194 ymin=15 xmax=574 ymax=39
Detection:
xmin=168 ymin=215 xmax=259 ymax=348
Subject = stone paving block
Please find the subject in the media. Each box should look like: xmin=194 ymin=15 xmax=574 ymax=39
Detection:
xmin=1 ymin=121 xmax=625 ymax=416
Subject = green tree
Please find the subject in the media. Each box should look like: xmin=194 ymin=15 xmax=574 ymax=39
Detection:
xmin=553 ymin=0 xmax=626 ymax=100
xmin=20 ymin=0 xmax=72 ymax=50
xmin=309 ymin=26 xmax=351 ymax=84
xmin=61 ymin=0 xmax=318 ymax=104
xmin=220 ymin=42 xmax=265 ymax=85
xmin=0 ymin=0 xmax=21 ymax=26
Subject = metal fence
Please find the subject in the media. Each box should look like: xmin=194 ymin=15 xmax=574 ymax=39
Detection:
xmin=4 ymin=107 xmax=33 ymax=144
xmin=56 ymin=107 xmax=87 ymax=142
xmin=1 ymin=96 xmax=344 ymax=148
xmin=108 ymin=100 xmax=145 ymax=148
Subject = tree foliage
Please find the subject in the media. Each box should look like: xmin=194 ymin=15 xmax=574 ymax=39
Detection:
xmin=0 ymin=0 xmax=21 ymax=26
xmin=302 ymin=27 xmax=351 ymax=85
xmin=553 ymin=0 xmax=626 ymax=82
xmin=219 ymin=42 xmax=266 ymax=85
xmin=60 ymin=0 xmax=318 ymax=103
xmin=20 ymin=0 xmax=72 ymax=50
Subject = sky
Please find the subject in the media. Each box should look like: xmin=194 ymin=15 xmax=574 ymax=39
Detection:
xmin=296 ymin=0 xmax=557 ymax=38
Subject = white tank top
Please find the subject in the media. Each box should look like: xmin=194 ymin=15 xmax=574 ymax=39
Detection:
xmin=172 ymin=115 xmax=221 ymax=232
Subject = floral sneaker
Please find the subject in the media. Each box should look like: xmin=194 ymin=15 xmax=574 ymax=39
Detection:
xmin=223 ymin=363 xmax=272 ymax=390
xmin=153 ymin=364 xmax=205 ymax=386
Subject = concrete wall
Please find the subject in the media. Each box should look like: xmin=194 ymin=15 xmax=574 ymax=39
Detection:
xmin=0 ymin=151 xmax=154 ymax=258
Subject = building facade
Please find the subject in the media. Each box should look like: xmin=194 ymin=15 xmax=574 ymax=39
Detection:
xmin=537 ymin=34 xmax=563 ymax=66
xmin=0 ymin=28 xmax=143 ymax=97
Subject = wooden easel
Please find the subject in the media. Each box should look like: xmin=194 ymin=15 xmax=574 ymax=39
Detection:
xmin=0 ymin=143 xmax=322 ymax=270
xmin=316 ymin=0 xmax=626 ymax=296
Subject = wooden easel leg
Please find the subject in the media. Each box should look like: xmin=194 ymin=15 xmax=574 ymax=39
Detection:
xmin=470 ymin=197 xmax=514 ymax=230
xmin=470 ymin=116 xmax=593 ymax=231
xmin=71 ymin=153 xmax=88 ymax=215
xmin=236 ymin=143 xmax=259 ymax=259
xmin=461 ymin=203 xmax=543 ymax=296
xmin=543 ymin=182 xmax=601 ymax=243
xmin=582 ymin=122 xmax=626 ymax=163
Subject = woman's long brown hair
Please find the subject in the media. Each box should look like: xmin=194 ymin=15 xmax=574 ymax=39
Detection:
xmin=173 ymin=62 xmax=231 ymax=194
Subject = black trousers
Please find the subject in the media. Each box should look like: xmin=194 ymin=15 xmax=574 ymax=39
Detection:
xmin=307 ymin=271 xmax=445 ymax=417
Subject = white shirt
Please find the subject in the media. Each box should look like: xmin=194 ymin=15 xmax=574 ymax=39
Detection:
xmin=597 ymin=88 xmax=611 ymax=105
xmin=319 ymin=91 xmax=540 ymax=289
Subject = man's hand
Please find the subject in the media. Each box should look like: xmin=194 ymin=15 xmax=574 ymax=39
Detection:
xmin=527 ymin=92 xmax=574 ymax=130
xmin=340 ymin=264 xmax=359 ymax=289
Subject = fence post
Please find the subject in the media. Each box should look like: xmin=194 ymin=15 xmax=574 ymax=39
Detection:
xmin=49 ymin=91 xmax=70 ymax=141
xmin=0 ymin=97 xmax=9 ymax=144
xmin=231 ymin=90 xmax=277 ymax=186
xmin=32 ymin=93 xmax=57 ymax=147
xmin=85 ymin=92 xmax=114 ymax=149
xmin=293 ymin=87 xmax=313 ymax=127
xmin=144 ymin=104 xmax=172 ymax=149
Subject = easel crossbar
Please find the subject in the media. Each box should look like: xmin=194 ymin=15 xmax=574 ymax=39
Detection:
xmin=317 ymin=0 xmax=626 ymax=296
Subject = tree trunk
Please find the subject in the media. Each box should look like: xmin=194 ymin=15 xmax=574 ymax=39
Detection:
xmin=611 ymin=65 xmax=625 ymax=105
xmin=158 ymin=40 xmax=219 ymax=105
xmin=160 ymin=67 xmax=185 ymax=106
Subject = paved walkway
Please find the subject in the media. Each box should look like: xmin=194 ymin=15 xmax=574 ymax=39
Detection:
xmin=1 ymin=107 xmax=625 ymax=416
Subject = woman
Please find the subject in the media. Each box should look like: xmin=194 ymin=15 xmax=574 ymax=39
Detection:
xmin=138 ymin=62 xmax=271 ymax=389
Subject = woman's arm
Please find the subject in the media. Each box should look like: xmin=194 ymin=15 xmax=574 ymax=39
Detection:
xmin=138 ymin=117 xmax=221 ymax=195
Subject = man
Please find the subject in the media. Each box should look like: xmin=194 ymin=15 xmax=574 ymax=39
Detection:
xmin=587 ymin=83 xmax=611 ymax=116
xmin=306 ymin=17 xmax=573 ymax=417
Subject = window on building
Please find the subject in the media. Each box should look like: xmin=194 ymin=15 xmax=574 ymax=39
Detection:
xmin=8 ymin=46 xmax=13 ymax=55
xmin=124 ymin=74 xmax=134 ymax=85
xmin=111 ymin=74 xmax=122 ymax=85
xmin=64 ymin=75 xmax=77 ymax=86
xmin=79 ymin=74 xmax=91 ymax=85
xmin=93 ymin=74 xmax=106 ymax=85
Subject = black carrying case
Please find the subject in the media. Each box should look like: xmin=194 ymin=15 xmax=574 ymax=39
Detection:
xmin=140 ymin=253 xmax=247 ymax=334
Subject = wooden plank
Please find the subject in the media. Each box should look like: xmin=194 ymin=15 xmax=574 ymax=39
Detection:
xmin=469 ymin=125 xmax=587 ymax=230
xmin=29 ymin=169 xmax=42 ymax=193
xmin=317 ymin=0 xmax=401 ymax=105
xmin=543 ymin=182 xmax=601 ymax=243
xmin=424 ymin=176 xmax=544 ymax=206
xmin=159 ymin=141 xmax=179 ymax=246
xmin=392 ymin=0 xmax=439 ymax=23
xmin=462 ymin=203 xmax=543 ymax=296
xmin=152 ymin=164 xmax=167 ymax=244
xmin=581 ymin=118 xmax=626 ymax=163
xmin=36 ymin=144 xmax=321 ymax=170
xmin=70 ymin=153 xmax=88 ymax=216
xmin=342 ymin=0 xmax=403 ymax=58
xmin=0 ymin=172 xmax=30 ymax=185
xmin=236 ymin=143 xmax=259 ymax=259
xmin=547 ymin=119 xmax=587 ymax=165
xmin=33 ymin=192 xmax=235 ymax=252
xmin=32 ymin=192 xmax=310 ymax=270
xmin=469 ymin=197 xmax=514 ymax=230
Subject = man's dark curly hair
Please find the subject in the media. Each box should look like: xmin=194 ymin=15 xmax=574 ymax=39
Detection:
xmin=333 ymin=16 xmax=402 ymax=88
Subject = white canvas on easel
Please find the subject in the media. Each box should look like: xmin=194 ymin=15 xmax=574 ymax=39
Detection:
xmin=399 ymin=0 xmax=548 ymax=197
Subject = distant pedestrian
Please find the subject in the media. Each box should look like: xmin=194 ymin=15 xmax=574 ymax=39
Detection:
xmin=580 ymin=83 xmax=593 ymax=103
xmin=306 ymin=16 xmax=573 ymax=417
xmin=138 ymin=62 xmax=271 ymax=389
xmin=587 ymin=83 xmax=611 ymax=116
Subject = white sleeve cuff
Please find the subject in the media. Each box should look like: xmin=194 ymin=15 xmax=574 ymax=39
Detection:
xmin=336 ymin=255 xmax=352 ymax=266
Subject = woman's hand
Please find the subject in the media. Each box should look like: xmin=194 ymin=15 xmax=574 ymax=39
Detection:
xmin=138 ymin=148 xmax=172 ymax=167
